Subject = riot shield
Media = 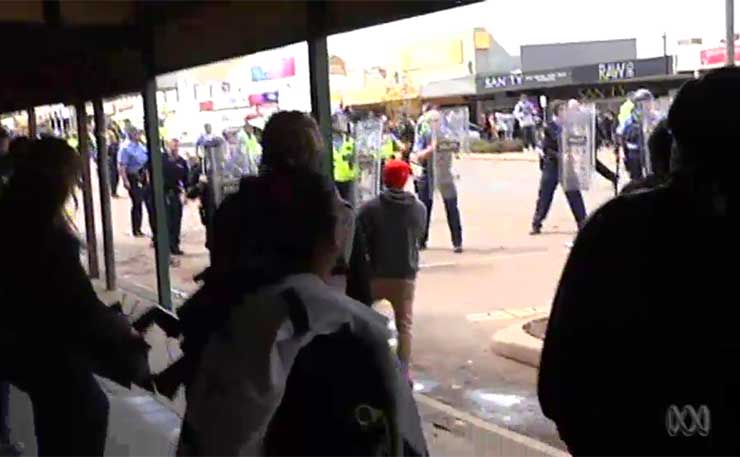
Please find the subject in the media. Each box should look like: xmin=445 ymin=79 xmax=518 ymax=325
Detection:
xmin=353 ymin=118 xmax=383 ymax=206
xmin=224 ymin=140 xmax=259 ymax=179
xmin=559 ymin=104 xmax=596 ymax=192
xmin=640 ymin=96 xmax=671 ymax=175
xmin=204 ymin=140 xmax=244 ymax=210
xmin=432 ymin=106 xmax=468 ymax=198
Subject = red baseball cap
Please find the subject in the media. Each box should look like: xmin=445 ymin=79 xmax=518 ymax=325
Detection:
xmin=383 ymin=159 xmax=411 ymax=189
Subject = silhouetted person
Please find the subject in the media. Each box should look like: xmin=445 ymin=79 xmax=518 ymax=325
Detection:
xmin=0 ymin=130 xmax=23 ymax=457
xmin=620 ymin=119 xmax=672 ymax=194
xmin=539 ymin=68 xmax=738 ymax=455
xmin=258 ymin=111 xmax=372 ymax=305
xmin=0 ymin=138 xmax=151 ymax=456
xmin=171 ymin=169 xmax=426 ymax=455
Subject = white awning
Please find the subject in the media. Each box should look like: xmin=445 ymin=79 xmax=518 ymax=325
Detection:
xmin=421 ymin=76 xmax=476 ymax=99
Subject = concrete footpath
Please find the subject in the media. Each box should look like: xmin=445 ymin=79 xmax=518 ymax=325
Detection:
xmin=9 ymin=279 xmax=566 ymax=457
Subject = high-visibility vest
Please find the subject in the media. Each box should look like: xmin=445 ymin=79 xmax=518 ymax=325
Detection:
xmin=67 ymin=137 xmax=78 ymax=150
xmin=333 ymin=136 xmax=356 ymax=182
xmin=239 ymin=131 xmax=261 ymax=155
xmin=381 ymin=137 xmax=395 ymax=160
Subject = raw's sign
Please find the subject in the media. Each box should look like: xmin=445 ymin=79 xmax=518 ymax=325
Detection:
xmin=598 ymin=61 xmax=635 ymax=81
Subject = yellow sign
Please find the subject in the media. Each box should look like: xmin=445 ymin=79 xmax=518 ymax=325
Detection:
xmin=400 ymin=39 xmax=463 ymax=71
xmin=474 ymin=29 xmax=491 ymax=50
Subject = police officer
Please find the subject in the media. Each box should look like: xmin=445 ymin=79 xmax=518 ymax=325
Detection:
xmin=619 ymin=89 xmax=653 ymax=181
xmin=530 ymin=101 xmax=586 ymax=234
xmin=237 ymin=117 xmax=262 ymax=169
xmin=162 ymin=139 xmax=189 ymax=255
xmin=118 ymin=128 xmax=149 ymax=237
xmin=332 ymin=114 xmax=357 ymax=204
xmin=381 ymin=128 xmax=398 ymax=161
xmin=413 ymin=110 xmax=463 ymax=253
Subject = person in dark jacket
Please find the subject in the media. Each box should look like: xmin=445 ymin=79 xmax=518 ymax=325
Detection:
xmin=359 ymin=159 xmax=426 ymax=370
xmin=0 ymin=138 xmax=151 ymax=456
xmin=530 ymin=101 xmax=587 ymax=234
xmin=538 ymin=68 xmax=737 ymax=456
xmin=107 ymin=129 xmax=120 ymax=197
xmin=174 ymin=169 xmax=428 ymax=456
xmin=0 ymin=130 xmax=23 ymax=457
xmin=620 ymin=119 xmax=672 ymax=194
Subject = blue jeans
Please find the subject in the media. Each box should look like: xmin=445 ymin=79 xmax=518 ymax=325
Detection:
xmin=416 ymin=174 xmax=462 ymax=248
xmin=532 ymin=157 xmax=586 ymax=230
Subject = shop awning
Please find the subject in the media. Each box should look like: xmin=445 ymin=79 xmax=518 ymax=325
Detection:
xmin=0 ymin=1 xmax=476 ymax=112
xmin=421 ymin=76 xmax=477 ymax=99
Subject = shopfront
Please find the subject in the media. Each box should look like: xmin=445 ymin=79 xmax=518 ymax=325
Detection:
xmin=475 ymin=56 xmax=690 ymax=113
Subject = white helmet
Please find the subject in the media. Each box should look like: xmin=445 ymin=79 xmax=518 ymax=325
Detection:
xmin=631 ymin=89 xmax=654 ymax=103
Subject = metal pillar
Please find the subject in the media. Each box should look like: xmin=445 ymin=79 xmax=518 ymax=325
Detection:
xmin=75 ymin=102 xmax=100 ymax=279
xmin=27 ymin=107 xmax=37 ymax=138
xmin=728 ymin=0 xmax=735 ymax=66
xmin=142 ymin=79 xmax=172 ymax=310
xmin=93 ymin=99 xmax=116 ymax=290
xmin=308 ymin=1 xmax=332 ymax=178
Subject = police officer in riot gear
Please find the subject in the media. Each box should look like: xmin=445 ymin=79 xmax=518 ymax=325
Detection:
xmin=530 ymin=101 xmax=587 ymax=235
xmin=620 ymin=88 xmax=653 ymax=181
xmin=332 ymin=113 xmax=357 ymax=204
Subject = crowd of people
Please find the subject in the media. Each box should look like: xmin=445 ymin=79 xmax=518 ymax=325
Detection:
xmin=1 ymin=64 xmax=737 ymax=455
xmin=0 ymin=107 xmax=435 ymax=455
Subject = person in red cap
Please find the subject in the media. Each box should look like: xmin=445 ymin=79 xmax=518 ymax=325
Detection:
xmin=358 ymin=159 xmax=426 ymax=372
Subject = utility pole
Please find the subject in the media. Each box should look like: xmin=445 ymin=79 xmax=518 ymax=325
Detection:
xmin=727 ymin=0 xmax=735 ymax=66
xmin=663 ymin=32 xmax=669 ymax=74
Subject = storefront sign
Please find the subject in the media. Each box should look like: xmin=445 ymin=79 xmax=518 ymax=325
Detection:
xmin=700 ymin=46 xmax=740 ymax=67
xmin=597 ymin=61 xmax=635 ymax=81
xmin=477 ymin=70 xmax=571 ymax=93
xmin=200 ymin=92 xmax=279 ymax=111
xmin=476 ymin=57 xmax=670 ymax=96
xmin=250 ymin=57 xmax=296 ymax=81
xmin=571 ymin=57 xmax=669 ymax=84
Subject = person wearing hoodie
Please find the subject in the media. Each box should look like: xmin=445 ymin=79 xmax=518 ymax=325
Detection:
xmin=358 ymin=159 xmax=426 ymax=370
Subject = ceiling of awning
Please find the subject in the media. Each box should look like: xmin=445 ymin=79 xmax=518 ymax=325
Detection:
xmin=0 ymin=0 xmax=475 ymax=112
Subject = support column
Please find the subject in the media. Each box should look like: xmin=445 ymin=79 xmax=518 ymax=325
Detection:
xmin=93 ymin=100 xmax=116 ymax=291
xmin=727 ymin=0 xmax=735 ymax=66
xmin=142 ymin=79 xmax=172 ymax=310
xmin=307 ymin=2 xmax=332 ymax=178
xmin=75 ymin=102 xmax=100 ymax=279
xmin=27 ymin=107 xmax=37 ymax=138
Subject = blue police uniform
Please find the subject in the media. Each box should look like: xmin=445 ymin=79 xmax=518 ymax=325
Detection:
xmin=118 ymin=140 xmax=149 ymax=236
xmin=531 ymin=121 xmax=587 ymax=233
xmin=621 ymin=114 xmax=644 ymax=181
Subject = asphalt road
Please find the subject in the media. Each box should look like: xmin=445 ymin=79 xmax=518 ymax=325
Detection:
xmin=75 ymin=153 xmax=617 ymax=448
